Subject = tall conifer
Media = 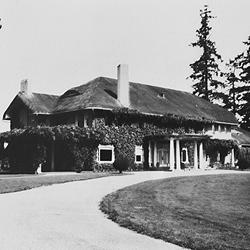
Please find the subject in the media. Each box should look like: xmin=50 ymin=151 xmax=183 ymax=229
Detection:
xmin=189 ymin=5 xmax=224 ymax=102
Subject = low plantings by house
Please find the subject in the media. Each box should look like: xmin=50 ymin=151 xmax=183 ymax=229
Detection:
xmin=113 ymin=154 xmax=129 ymax=173
xmin=238 ymin=147 xmax=250 ymax=170
xmin=100 ymin=173 xmax=250 ymax=250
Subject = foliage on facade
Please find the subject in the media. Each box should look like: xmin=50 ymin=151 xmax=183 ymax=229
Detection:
xmin=204 ymin=139 xmax=238 ymax=163
xmin=0 ymin=114 xmax=208 ymax=173
xmin=0 ymin=112 xmax=242 ymax=173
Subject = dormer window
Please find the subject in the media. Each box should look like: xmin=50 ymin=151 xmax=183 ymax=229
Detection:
xmin=60 ymin=90 xmax=80 ymax=99
xmin=104 ymin=89 xmax=117 ymax=99
xmin=158 ymin=92 xmax=166 ymax=99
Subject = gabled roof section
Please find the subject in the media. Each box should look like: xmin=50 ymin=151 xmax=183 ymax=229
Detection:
xmin=53 ymin=77 xmax=237 ymax=124
xmin=232 ymin=127 xmax=250 ymax=146
xmin=3 ymin=92 xmax=59 ymax=119
xmin=53 ymin=77 xmax=122 ymax=113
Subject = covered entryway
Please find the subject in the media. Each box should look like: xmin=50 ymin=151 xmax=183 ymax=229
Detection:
xmin=147 ymin=135 xmax=210 ymax=170
xmin=157 ymin=148 xmax=169 ymax=167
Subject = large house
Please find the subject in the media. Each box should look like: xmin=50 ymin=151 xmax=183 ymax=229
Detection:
xmin=2 ymin=65 xmax=238 ymax=172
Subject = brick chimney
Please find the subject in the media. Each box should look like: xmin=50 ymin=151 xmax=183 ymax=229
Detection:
xmin=117 ymin=64 xmax=130 ymax=107
xmin=20 ymin=79 xmax=31 ymax=94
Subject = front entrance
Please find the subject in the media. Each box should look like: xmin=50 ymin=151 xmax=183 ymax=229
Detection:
xmin=157 ymin=149 xmax=169 ymax=167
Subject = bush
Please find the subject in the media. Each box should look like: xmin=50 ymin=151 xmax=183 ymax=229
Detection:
xmin=237 ymin=147 xmax=250 ymax=170
xmin=113 ymin=154 xmax=129 ymax=173
xmin=238 ymin=157 xmax=250 ymax=170
xmin=93 ymin=162 xmax=115 ymax=172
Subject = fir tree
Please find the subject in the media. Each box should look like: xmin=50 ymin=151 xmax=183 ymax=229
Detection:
xmin=236 ymin=36 xmax=250 ymax=130
xmin=189 ymin=5 xmax=224 ymax=102
xmin=223 ymin=60 xmax=241 ymax=115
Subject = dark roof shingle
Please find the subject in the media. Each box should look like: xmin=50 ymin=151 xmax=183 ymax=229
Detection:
xmin=3 ymin=77 xmax=238 ymax=124
xmin=53 ymin=77 xmax=238 ymax=124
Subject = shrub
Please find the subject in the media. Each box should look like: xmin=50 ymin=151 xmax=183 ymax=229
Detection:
xmin=93 ymin=162 xmax=115 ymax=172
xmin=238 ymin=148 xmax=250 ymax=170
xmin=113 ymin=154 xmax=129 ymax=173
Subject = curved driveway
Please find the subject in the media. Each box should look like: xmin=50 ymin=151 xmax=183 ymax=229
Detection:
xmin=0 ymin=170 xmax=240 ymax=250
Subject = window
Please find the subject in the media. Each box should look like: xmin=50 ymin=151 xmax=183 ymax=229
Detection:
xmin=181 ymin=148 xmax=189 ymax=163
xmin=224 ymin=125 xmax=227 ymax=132
xmin=157 ymin=92 xmax=166 ymax=99
xmin=135 ymin=146 xmax=143 ymax=163
xmin=218 ymin=125 xmax=221 ymax=132
xmin=97 ymin=145 xmax=115 ymax=163
xmin=226 ymin=126 xmax=231 ymax=133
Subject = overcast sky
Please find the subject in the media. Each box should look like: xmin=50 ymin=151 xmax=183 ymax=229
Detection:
xmin=0 ymin=0 xmax=249 ymax=132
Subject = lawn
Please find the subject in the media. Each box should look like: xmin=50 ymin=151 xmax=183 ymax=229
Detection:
xmin=0 ymin=172 xmax=114 ymax=194
xmin=101 ymin=173 xmax=250 ymax=250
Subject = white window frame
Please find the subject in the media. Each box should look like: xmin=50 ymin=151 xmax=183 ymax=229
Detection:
xmin=135 ymin=145 xmax=143 ymax=163
xmin=97 ymin=145 xmax=115 ymax=163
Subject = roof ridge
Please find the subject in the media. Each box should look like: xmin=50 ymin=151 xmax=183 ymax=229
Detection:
xmin=21 ymin=92 xmax=60 ymax=97
xmin=101 ymin=76 xmax=194 ymax=95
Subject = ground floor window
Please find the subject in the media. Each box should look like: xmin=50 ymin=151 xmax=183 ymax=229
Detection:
xmin=135 ymin=145 xmax=143 ymax=163
xmin=181 ymin=148 xmax=189 ymax=163
xmin=97 ymin=145 xmax=115 ymax=163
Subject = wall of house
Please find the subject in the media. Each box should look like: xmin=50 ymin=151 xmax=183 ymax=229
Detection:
xmin=10 ymin=107 xmax=32 ymax=129
xmin=205 ymin=123 xmax=233 ymax=140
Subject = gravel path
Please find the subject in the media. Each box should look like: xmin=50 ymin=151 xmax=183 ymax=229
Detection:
xmin=0 ymin=170 xmax=241 ymax=250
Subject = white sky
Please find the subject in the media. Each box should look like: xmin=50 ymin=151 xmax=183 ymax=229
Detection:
xmin=0 ymin=0 xmax=249 ymax=132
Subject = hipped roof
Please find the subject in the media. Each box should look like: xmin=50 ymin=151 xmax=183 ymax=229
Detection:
xmin=3 ymin=77 xmax=238 ymax=124
xmin=3 ymin=92 xmax=59 ymax=119
xmin=232 ymin=127 xmax=250 ymax=146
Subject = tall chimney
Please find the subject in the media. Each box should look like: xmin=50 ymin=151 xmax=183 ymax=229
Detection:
xmin=117 ymin=64 xmax=130 ymax=107
xmin=20 ymin=79 xmax=31 ymax=94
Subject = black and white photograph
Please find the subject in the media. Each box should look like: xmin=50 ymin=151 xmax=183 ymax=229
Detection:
xmin=0 ymin=0 xmax=249 ymax=249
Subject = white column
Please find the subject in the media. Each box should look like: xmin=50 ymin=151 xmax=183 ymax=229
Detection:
xmin=51 ymin=138 xmax=55 ymax=172
xmin=75 ymin=114 xmax=79 ymax=126
xmin=148 ymin=141 xmax=152 ymax=167
xmin=154 ymin=142 xmax=157 ymax=167
xmin=199 ymin=142 xmax=204 ymax=170
xmin=231 ymin=148 xmax=235 ymax=167
xmin=176 ymin=139 xmax=181 ymax=170
xmin=194 ymin=141 xmax=198 ymax=170
xmin=170 ymin=138 xmax=175 ymax=170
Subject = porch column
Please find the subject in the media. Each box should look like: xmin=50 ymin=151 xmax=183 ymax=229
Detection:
xmin=231 ymin=148 xmax=235 ymax=167
xmin=74 ymin=114 xmax=79 ymax=126
xmin=194 ymin=141 xmax=198 ymax=170
xmin=154 ymin=142 xmax=157 ymax=167
xmin=176 ymin=139 xmax=181 ymax=170
xmin=51 ymin=138 xmax=55 ymax=172
xmin=170 ymin=138 xmax=175 ymax=170
xmin=148 ymin=141 xmax=152 ymax=167
xmin=199 ymin=141 xmax=204 ymax=170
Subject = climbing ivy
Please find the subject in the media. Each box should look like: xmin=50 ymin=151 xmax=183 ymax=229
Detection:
xmin=0 ymin=117 xmax=237 ymax=173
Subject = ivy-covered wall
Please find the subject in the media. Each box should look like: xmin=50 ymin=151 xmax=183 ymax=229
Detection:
xmin=0 ymin=111 xmax=238 ymax=173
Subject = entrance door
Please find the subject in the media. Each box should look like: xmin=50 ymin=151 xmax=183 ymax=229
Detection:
xmin=158 ymin=149 xmax=169 ymax=166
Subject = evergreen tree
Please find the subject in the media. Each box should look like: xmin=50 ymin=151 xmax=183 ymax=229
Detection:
xmin=223 ymin=60 xmax=241 ymax=115
xmin=189 ymin=5 xmax=224 ymax=102
xmin=236 ymin=36 xmax=250 ymax=130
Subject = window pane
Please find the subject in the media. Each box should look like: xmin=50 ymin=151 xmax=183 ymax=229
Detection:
xmin=182 ymin=151 xmax=186 ymax=162
xmin=100 ymin=149 xmax=112 ymax=161
xmin=136 ymin=155 xmax=141 ymax=162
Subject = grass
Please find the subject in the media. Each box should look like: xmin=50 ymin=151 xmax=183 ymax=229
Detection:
xmin=0 ymin=172 xmax=115 ymax=194
xmin=101 ymin=173 xmax=250 ymax=250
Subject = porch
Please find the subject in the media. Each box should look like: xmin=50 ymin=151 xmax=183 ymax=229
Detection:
xmin=147 ymin=135 xmax=212 ymax=170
